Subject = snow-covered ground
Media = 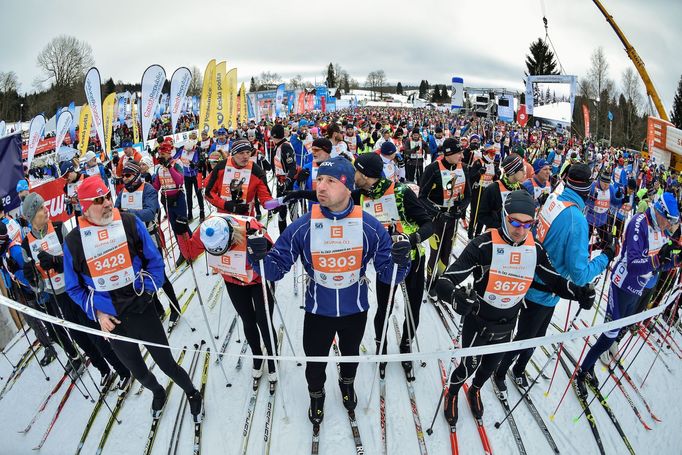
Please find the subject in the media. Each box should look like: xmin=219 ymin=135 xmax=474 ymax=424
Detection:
xmin=0 ymin=202 xmax=680 ymax=455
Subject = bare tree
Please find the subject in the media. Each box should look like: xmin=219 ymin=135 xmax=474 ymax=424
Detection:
xmin=621 ymin=67 xmax=643 ymax=113
xmin=259 ymin=71 xmax=282 ymax=90
xmin=36 ymin=35 xmax=94 ymax=89
xmin=0 ymin=71 xmax=20 ymax=94
xmin=188 ymin=66 xmax=202 ymax=97
xmin=585 ymin=47 xmax=613 ymax=139
xmin=289 ymin=74 xmax=303 ymax=89
xmin=365 ymin=71 xmax=378 ymax=100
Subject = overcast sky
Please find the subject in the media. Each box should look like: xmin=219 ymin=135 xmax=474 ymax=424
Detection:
xmin=1 ymin=0 xmax=680 ymax=113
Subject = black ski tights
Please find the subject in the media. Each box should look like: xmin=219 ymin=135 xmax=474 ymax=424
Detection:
xmin=224 ymin=281 xmax=278 ymax=373
xmin=109 ymin=296 xmax=196 ymax=395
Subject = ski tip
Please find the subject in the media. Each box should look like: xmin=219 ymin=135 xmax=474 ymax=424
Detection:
xmin=549 ymin=414 xmax=555 ymax=422
xmin=543 ymin=392 xmax=549 ymax=397
xmin=493 ymin=422 xmax=501 ymax=429
xmin=571 ymin=416 xmax=579 ymax=423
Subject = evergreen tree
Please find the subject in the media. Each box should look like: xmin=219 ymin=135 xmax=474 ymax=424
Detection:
xmin=431 ymin=86 xmax=441 ymax=102
xmin=524 ymin=38 xmax=560 ymax=76
xmin=104 ymin=77 xmax=116 ymax=96
xmin=440 ymin=84 xmax=449 ymax=102
xmin=326 ymin=63 xmax=336 ymax=88
xmin=418 ymin=80 xmax=427 ymax=99
xmin=671 ymin=74 xmax=682 ymax=129
xmin=396 ymin=82 xmax=403 ymax=95
xmin=250 ymin=76 xmax=257 ymax=92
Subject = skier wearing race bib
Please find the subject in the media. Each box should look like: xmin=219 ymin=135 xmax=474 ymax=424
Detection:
xmin=377 ymin=141 xmax=406 ymax=184
xmin=61 ymin=161 xmax=85 ymax=217
xmin=21 ymin=192 xmax=132 ymax=389
xmin=477 ymin=153 xmax=526 ymax=232
xmin=63 ymin=177 xmax=204 ymax=422
xmin=353 ymin=152 xmax=434 ymax=379
xmin=404 ymin=128 xmax=429 ymax=184
xmin=577 ymin=192 xmax=681 ymax=398
xmin=173 ymin=132 xmax=206 ymax=222
xmin=467 ymin=143 xmax=498 ymax=239
xmin=115 ymin=159 xmax=183 ymax=327
xmin=419 ymin=138 xmax=470 ymax=298
xmin=186 ymin=214 xmax=279 ymax=385
xmin=246 ymin=156 xmax=410 ymax=425
xmin=494 ymin=164 xmax=613 ymax=392
xmin=80 ymin=150 xmax=108 ymax=182
xmin=204 ymin=139 xmax=273 ymax=217
xmin=270 ymin=124 xmax=298 ymax=234
xmin=521 ymin=158 xmax=551 ymax=207
xmin=585 ymin=168 xmax=622 ymax=246
xmin=435 ymin=190 xmax=595 ymax=424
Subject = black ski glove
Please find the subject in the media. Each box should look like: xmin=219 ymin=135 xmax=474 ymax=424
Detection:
xmin=282 ymin=190 xmax=316 ymax=204
xmin=175 ymin=217 xmax=190 ymax=235
xmin=23 ymin=263 xmax=38 ymax=287
xmin=246 ymin=235 xmax=270 ymax=263
xmin=390 ymin=234 xmax=412 ymax=266
xmin=223 ymin=201 xmax=249 ymax=215
xmin=574 ymin=284 xmax=596 ymax=310
xmin=615 ymin=188 xmax=623 ymax=199
xmin=6 ymin=257 xmax=20 ymax=274
xmin=295 ymin=168 xmax=310 ymax=184
xmin=435 ymin=210 xmax=456 ymax=223
xmin=37 ymin=251 xmax=62 ymax=273
xmin=451 ymin=286 xmax=477 ymax=316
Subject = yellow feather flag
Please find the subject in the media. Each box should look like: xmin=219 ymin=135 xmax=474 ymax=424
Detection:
xmin=213 ymin=61 xmax=227 ymax=130
xmin=102 ymin=93 xmax=116 ymax=155
xmin=78 ymin=104 xmax=92 ymax=157
xmin=239 ymin=82 xmax=247 ymax=123
xmin=226 ymin=68 xmax=238 ymax=127
xmin=199 ymin=59 xmax=216 ymax=136
xmin=131 ymin=98 xmax=139 ymax=144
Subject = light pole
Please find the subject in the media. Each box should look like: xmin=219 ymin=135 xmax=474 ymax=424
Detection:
xmin=19 ymin=103 xmax=24 ymax=123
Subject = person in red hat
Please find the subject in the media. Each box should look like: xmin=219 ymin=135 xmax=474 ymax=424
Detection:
xmin=63 ymin=176 xmax=204 ymax=422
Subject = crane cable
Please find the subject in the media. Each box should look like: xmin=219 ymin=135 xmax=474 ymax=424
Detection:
xmin=539 ymin=0 xmax=566 ymax=75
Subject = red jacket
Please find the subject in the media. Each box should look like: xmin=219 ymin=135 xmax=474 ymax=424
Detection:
xmin=204 ymin=159 xmax=272 ymax=215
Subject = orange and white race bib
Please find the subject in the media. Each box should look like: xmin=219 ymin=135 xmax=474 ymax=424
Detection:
xmin=482 ymin=230 xmax=536 ymax=309
xmin=221 ymin=158 xmax=252 ymax=201
xmin=536 ymin=193 xmax=575 ymax=243
xmin=27 ymin=221 xmax=64 ymax=289
xmin=593 ymin=188 xmax=610 ymax=214
xmin=438 ymin=160 xmax=465 ymax=208
xmin=120 ymin=187 xmax=144 ymax=211
xmin=205 ymin=214 xmax=254 ymax=283
xmin=5 ymin=218 xmax=22 ymax=247
xmin=157 ymin=166 xmax=176 ymax=191
xmin=362 ymin=183 xmax=403 ymax=232
xmin=79 ymin=209 xmax=134 ymax=292
xmin=310 ymin=205 xmax=363 ymax=289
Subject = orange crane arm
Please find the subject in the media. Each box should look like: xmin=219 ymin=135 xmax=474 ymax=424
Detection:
xmin=592 ymin=0 xmax=669 ymax=121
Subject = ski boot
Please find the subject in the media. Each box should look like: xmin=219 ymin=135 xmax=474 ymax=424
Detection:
xmin=492 ymin=373 xmax=507 ymax=393
xmin=175 ymin=255 xmax=187 ymax=268
xmin=168 ymin=310 xmax=181 ymax=330
xmin=399 ymin=341 xmax=415 ymax=381
xmin=199 ymin=211 xmax=206 ymax=223
xmin=427 ymin=281 xmax=439 ymax=302
xmin=339 ymin=377 xmax=357 ymax=411
xmin=99 ymin=370 xmax=114 ymax=388
xmin=117 ymin=373 xmax=132 ymax=391
xmin=267 ymin=362 xmax=277 ymax=393
xmin=151 ymin=388 xmax=167 ymax=419
xmin=443 ymin=387 xmax=459 ymax=425
xmin=252 ymin=360 xmax=263 ymax=390
xmin=576 ymin=367 xmax=599 ymax=399
xmin=66 ymin=357 xmax=85 ymax=381
xmin=379 ymin=362 xmax=387 ymax=380
xmin=468 ymin=384 xmax=484 ymax=419
xmin=187 ymin=390 xmax=204 ymax=423
xmin=511 ymin=370 xmax=529 ymax=389
xmin=599 ymin=342 xmax=619 ymax=365
xmin=39 ymin=348 xmax=57 ymax=367
xmin=308 ymin=390 xmax=325 ymax=424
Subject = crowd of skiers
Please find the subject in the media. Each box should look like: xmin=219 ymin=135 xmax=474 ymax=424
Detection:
xmin=2 ymin=105 xmax=681 ymax=435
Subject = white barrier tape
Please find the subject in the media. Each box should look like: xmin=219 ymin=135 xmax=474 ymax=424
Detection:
xmin=1 ymin=287 xmax=680 ymax=364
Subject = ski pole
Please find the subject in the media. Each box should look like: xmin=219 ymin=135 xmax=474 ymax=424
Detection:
xmin=426 ymin=223 xmax=447 ymax=295
xmin=184 ymin=234 xmax=232 ymax=387
xmin=365 ymin=264 xmax=399 ymax=413
xmin=267 ymin=282 xmax=302 ymax=365
xmin=401 ymin=282 xmax=426 ymax=368
xmin=258 ymin=257 xmax=289 ymax=422
xmin=1 ymin=350 xmax=16 ymax=370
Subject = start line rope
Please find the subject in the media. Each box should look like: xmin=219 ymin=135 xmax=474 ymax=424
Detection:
xmin=1 ymin=288 xmax=680 ymax=364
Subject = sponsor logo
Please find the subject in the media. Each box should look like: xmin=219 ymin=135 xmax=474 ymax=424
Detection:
xmin=314 ymin=222 xmax=323 ymax=229
xmin=320 ymin=274 xmax=327 ymax=280
xmin=488 ymin=295 xmax=496 ymax=300
xmin=221 ymin=256 xmax=231 ymax=265
xmin=501 ymin=297 xmax=511 ymax=303
xmin=496 ymin=247 xmax=504 ymax=254
xmin=330 ymin=226 xmax=343 ymax=238
xmin=98 ymin=230 xmax=109 ymax=241
xmin=40 ymin=241 xmax=49 ymax=251
xmin=374 ymin=202 xmax=383 ymax=213
xmin=97 ymin=278 xmax=105 ymax=286
xmin=510 ymin=252 xmax=521 ymax=265
xmin=84 ymin=230 xmax=91 ymax=237
xmin=110 ymin=275 xmax=119 ymax=282
xmin=333 ymin=275 xmax=343 ymax=282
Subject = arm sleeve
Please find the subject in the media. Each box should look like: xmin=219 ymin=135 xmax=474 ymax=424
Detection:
xmin=372 ymin=218 xmax=410 ymax=285
xmin=135 ymin=216 xmax=166 ymax=289
xmin=127 ymin=185 xmax=160 ymax=223
xmin=536 ymin=243 xmax=580 ymax=299
xmin=626 ymin=217 xmax=658 ymax=275
xmin=204 ymin=166 xmax=226 ymax=210
xmin=403 ymin=188 xmax=434 ymax=241
xmin=63 ymin=242 xmax=93 ymax=318
xmin=477 ymin=184 xmax=500 ymax=229
xmin=560 ymin=209 xmax=609 ymax=285
xmin=250 ymin=218 xmax=303 ymax=281
xmin=417 ymin=164 xmax=437 ymax=202
xmin=170 ymin=164 xmax=184 ymax=186
xmin=441 ymin=238 xmax=484 ymax=286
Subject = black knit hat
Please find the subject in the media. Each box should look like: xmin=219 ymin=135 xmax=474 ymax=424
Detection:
xmin=271 ymin=124 xmax=285 ymax=139
xmin=442 ymin=138 xmax=462 ymax=156
xmin=230 ymin=139 xmax=253 ymax=155
xmin=311 ymin=138 xmax=332 ymax=154
xmin=565 ymin=163 xmax=592 ymax=198
xmin=354 ymin=153 xmax=384 ymax=179
xmin=122 ymin=159 xmax=141 ymax=177
xmin=504 ymin=190 xmax=536 ymax=218
xmin=502 ymin=153 xmax=524 ymax=176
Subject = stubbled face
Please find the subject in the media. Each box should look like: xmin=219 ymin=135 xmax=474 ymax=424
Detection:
xmin=316 ymin=175 xmax=350 ymax=210
xmin=505 ymin=212 xmax=534 ymax=243
xmin=85 ymin=193 xmax=114 ymax=225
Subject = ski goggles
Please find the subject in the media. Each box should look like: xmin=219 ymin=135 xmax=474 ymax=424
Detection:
xmin=506 ymin=216 xmax=536 ymax=229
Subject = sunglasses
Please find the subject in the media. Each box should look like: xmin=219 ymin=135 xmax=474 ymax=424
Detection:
xmin=506 ymin=216 xmax=536 ymax=229
xmin=122 ymin=173 xmax=134 ymax=178
xmin=83 ymin=192 xmax=112 ymax=205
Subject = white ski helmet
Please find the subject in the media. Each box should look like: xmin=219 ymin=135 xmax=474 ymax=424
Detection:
xmin=200 ymin=216 xmax=232 ymax=256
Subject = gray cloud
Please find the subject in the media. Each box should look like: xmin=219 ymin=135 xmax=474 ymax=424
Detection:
xmin=1 ymin=0 xmax=680 ymax=114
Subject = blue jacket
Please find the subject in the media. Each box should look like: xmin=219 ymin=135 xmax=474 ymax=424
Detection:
xmin=546 ymin=150 xmax=563 ymax=174
xmin=612 ymin=166 xmax=628 ymax=187
xmin=83 ymin=164 xmax=108 ymax=182
xmin=526 ymin=187 xmax=610 ymax=307
xmin=114 ymin=182 xmax=160 ymax=224
xmin=63 ymin=213 xmax=165 ymax=320
xmin=585 ymin=182 xmax=621 ymax=227
xmin=251 ymin=200 xmax=409 ymax=317
xmin=427 ymin=134 xmax=442 ymax=160
xmin=173 ymin=147 xmax=200 ymax=177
